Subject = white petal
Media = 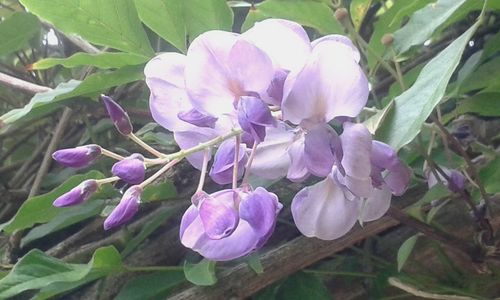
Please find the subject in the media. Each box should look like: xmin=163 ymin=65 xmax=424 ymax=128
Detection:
xmin=360 ymin=186 xmax=392 ymax=222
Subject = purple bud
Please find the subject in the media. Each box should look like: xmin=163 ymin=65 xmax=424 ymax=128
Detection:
xmin=448 ymin=170 xmax=466 ymax=193
xmin=103 ymin=185 xmax=142 ymax=230
xmin=209 ymin=140 xmax=247 ymax=185
xmin=198 ymin=190 xmax=239 ymax=239
xmin=53 ymin=179 xmax=98 ymax=207
xmin=111 ymin=153 xmax=145 ymax=184
xmin=52 ymin=144 xmax=101 ymax=168
xmin=237 ymin=96 xmax=277 ymax=143
xmin=177 ymin=108 xmax=218 ymax=128
xmin=101 ymin=94 xmax=133 ymax=135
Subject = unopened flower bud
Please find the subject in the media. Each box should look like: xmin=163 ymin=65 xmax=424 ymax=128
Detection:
xmin=52 ymin=144 xmax=101 ymax=168
xmin=447 ymin=170 xmax=466 ymax=193
xmin=334 ymin=8 xmax=348 ymax=22
xmin=53 ymin=179 xmax=98 ymax=207
xmin=101 ymin=94 xmax=133 ymax=135
xmin=104 ymin=185 xmax=142 ymax=230
xmin=381 ymin=34 xmax=394 ymax=46
xmin=111 ymin=153 xmax=145 ymax=184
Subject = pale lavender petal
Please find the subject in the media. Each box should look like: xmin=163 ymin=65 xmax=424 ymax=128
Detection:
xmin=174 ymin=129 xmax=217 ymax=169
xmin=311 ymin=35 xmax=360 ymax=63
xmin=286 ymin=134 xmax=309 ymax=182
xmin=209 ymin=139 xmax=247 ymax=185
xmin=180 ymin=204 xmax=199 ymax=239
xmin=53 ymin=179 xmax=98 ymax=207
xmin=371 ymin=141 xmax=400 ymax=171
xmin=266 ymin=69 xmax=289 ymax=105
xmin=291 ymin=176 xmax=360 ymax=240
xmin=52 ymin=144 xmax=101 ymax=168
xmin=101 ymin=95 xmax=133 ymax=135
xmin=239 ymin=187 xmax=281 ymax=237
xmin=237 ymin=96 xmax=277 ymax=143
xmin=144 ymin=52 xmax=185 ymax=86
xmin=384 ymin=163 xmax=411 ymax=196
xmin=250 ymin=122 xmax=294 ymax=180
xmin=360 ymin=186 xmax=392 ymax=222
xmin=198 ymin=190 xmax=239 ymax=239
xmin=282 ymin=40 xmax=369 ymax=124
xmin=304 ymin=124 xmax=338 ymax=177
xmin=177 ymin=108 xmax=217 ymax=128
xmin=242 ymin=19 xmax=311 ymax=72
xmin=185 ymin=31 xmax=239 ymax=116
xmin=111 ymin=154 xmax=145 ymax=184
xmin=340 ymin=123 xmax=373 ymax=198
xmin=104 ymin=186 xmax=142 ymax=230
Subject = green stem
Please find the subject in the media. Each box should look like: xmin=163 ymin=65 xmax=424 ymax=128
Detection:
xmin=128 ymin=133 xmax=167 ymax=159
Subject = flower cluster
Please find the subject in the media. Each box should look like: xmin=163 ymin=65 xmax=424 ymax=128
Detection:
xmin=51 ymin=18 xmax=411 ymax=262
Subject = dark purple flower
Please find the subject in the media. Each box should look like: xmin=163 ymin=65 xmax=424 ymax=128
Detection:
xmin=209 ymin=140 xmax=247 ymax=185
xmin=177 ymin=108 xmax=218 ymax=128
xmin=104 ymin=185 xmax=142 ymax=230
xmin=101 ymin=94 xmax=133 ymax=135
xmin=52 ymin=144 xmax=101 ymax=168
xmin=111 ymin=153 xmax=145 ymax=184
xmin=53 ymin=179 xmax=98 ymax=207
xmin=426 ymin=167 xmax=465 ymax=194
xmin=180 ymin=187 xmax=282 ymax=261
xmin=237 ymin=96 xmax=277 ymax=143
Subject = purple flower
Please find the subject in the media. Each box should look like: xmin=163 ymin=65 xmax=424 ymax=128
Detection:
xmin=53 ymin=179 xmax=98 ymax=207
xmin=209 ymin=140 xmax=248 ymax=185
xmin=52 ymin=144 xmax=101 ymax=168
xmin=237 ymin=96 xmax=277 ymax=143
xmin=177 ymin=108 xmax=218 ymax=128
xmin=104 ymin=185 xmax=142 ymax=230
xmin=101 ymin=95 xmax=133 ymax=135
xmin=426 ymin=167 xmax=465 ymax=193
xmin=180 ymin=187 xmax=282 ymax=261
xmin=111 ymin=153 xmax=146 ymax=184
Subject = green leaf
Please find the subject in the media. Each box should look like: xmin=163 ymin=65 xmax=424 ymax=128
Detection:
xmin=459 ymin=56 xmax=500 ymax=94
xmin=183 ymin=259 xmax=217 ymax=286
xmin=397 ymin=234 xmax=419 ymax=271
xmin=479 ymin=156 xmax=500 ymax=194
xmin=276 ymin=272 xmax=330 ymax=300
xmin=19 ymin=0 xmax=154 ymax=56
xmin=31 ymin=52 xmax=148 ymax=70
xmin=0 ymin=12 xmax=39 ymax=57
xmin=376 ymin=22 xmax=480 ymax=150
xmin=246 ymin=253 xmax=264 ymax=274
xmin=0 ymin=65 xmax=144 ymax=125
xmin=141 ymin=182 xmax=177 ymax=202
xmin=242 ymin=0 xmax=342 ymax=35
xmin=453 ymin=93 xmax=500 ymax=118
xmin=134 ymin=0 xmax=186 ymax=52
xmin=350 ymin=0 xmax=372 ymax=31
xmin=393 ymin=0 xmax=467 ymax=54
xmin=183 ymin=0 xmax=233 ymax=41
xmin=0 ymin=246 xmax=122 ymax=299
xmin=115 ymin=271 xmax=185 ymax=300
xmin=21 ymin=200 xmax=105 ymax=247
xmin=121 ymin=205 xmax=181 ymax=257
xmin=0 ymin=171 xmax=104 ymax=233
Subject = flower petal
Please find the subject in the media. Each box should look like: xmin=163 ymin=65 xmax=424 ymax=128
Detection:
xmin=174 ymin=129 xmax=217 ymax=169
xmin=53 ymin=179 xmax=98 ymax=207
xmin=103 ymin=186 xmax=142 ymax=230
xmin=237 ymin=96 xmax=276 ymax=143
xmin=52 ymin=144 xmax=101 ymax=168
xmin=360 ymin=186 xmax=392 ymax=222
xmin=291 ymin=176 xmax=360 ymax=240
xmin=286 ymin=134 xmax=309 ymax=182
xmin=304 ymin=124 xmax=338 ymax=177
xmin=209 ymin=139 xmax=247 ymax=185
xmin=239 ymin=187 xmax=281 ymax=237
xmin=198 ymin=190 xmax=239 ymax=239
xmin=111 ymin=154 xmax=145 ymax=184
xmin=311 ymin=34 xmax=360 ymax=63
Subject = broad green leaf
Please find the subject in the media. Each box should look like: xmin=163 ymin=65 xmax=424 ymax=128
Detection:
xmin=121 ymin=205 xmax=181 ymax=257
xmin=142 ymin=182 xmax=177 ymax=202
xmin=115 ymin=271 xmax=185 ymax=300
xmin=183 ymin=0 xmax=233 ymax=41
xmin=134 ymin=0 xmax=186 ymax=52
xmin=0 ymin=12 xmax=39 ymax=57
xmin=276 ymin=272 xmax=330 ymax=300
xmin=183 ymin=259 xmax=217 ymax=286
xmin=364 ymin=101 xmax=394 ymax=135
xmin=393 ymin=0 xmax=467 ymax=54
xmin=21 ymin=200 xmax=105 ymax=247
xmin=482 ymin=31 xmax=500 ymax=62
xmin=19 ymin=0 xmax=154 ymax=56
xmin=0 ymin=171 xmax=104 ymax=233
xmin=242 ymin=0 xmax=342 ymax=35
xmin=427 ymin=199 xmax=450 ymax=223
xmin=479 ymin=156 xmax=500 ymax=194
xmin=1 ymin=65 xmax=144 ymax=124
xmin=31 ymin=52 xmax=148 ymax=70
xmin=0 ymin=246 xmax=122 ymax=299
xmin=397 ymin=234 xmax=419 ymax=271
xmin=376 ymin=22 xmax=480 ymax=150
xmin=453 ymin=93 xmax=500 ymax=118
xmin=459 ymin=56 xmax=500 ymax=94
xmin=350 ymin=0 xmax=372 ymax=31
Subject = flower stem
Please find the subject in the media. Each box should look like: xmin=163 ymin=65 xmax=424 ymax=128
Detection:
xmin=139 ymin=159 xmax=179 ymax=188
xmin=96 ymin=176 xmax=120 ymax=185
xmin=101 ymin=148 xmax=125 ymax=161
xmin=128 ymin=133 xmax=167 ymax=158
xmin=232 ymin=135 xmax=241 ymax=190
xmin=242 ymin=141 xmax=258 ymax=185
xmin=196 ymin=149 xmax=211 ymax=193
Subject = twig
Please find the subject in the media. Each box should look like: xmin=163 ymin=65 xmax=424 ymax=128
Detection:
xmin=388 ymin=277 xmax=480 ymax=300
xmin=0 ymin=71 xmax=51 ymax=94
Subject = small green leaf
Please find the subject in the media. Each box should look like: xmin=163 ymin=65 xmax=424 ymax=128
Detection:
xmin=479 ymin=156 xmax=500 ymax=194
xmin=183 ymin=259 xmax=217 ymax=286
xmin=459 ymin=57 xmax=500 ymax=94
xmin=393 ymin=0 xmax=467 ymax=54
xmin=183 ymin=0 xmax=233 ymax=42
xmin=31 ymin=52 xmax=148 ymax=70
xmin=397 ymin=234 xmax=419 ymax=271
xmin=242 ymin=0 xmax=342 ymax=34
xmin=0 ymin=12 xmax=39 ymax=57
xmin=453 ymin=93 xmax=500 ymax=117
xmin=246 ymin=253 xmax=264 ymax=274
xmin=376 ymin=22 xmax=480 ymax=150
xmin=350 ymin=0 xmax=372 ymax=31
xmin=141 ymin=182 xmax=177 ymax=202
xmin=276 ymin=272 xmax=330 ymax=300
xmin=134 ymin=0 xmax=186 ymax=52
xmin=0 ymin=171 xmax=104 ymax=233
xmin=115 ymin=271 xmax=185 ymax=300
xmin=19 ymin=0 xmax=154 ymax=56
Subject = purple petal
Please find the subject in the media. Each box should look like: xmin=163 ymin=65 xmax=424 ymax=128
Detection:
xmin=282 ymin=39 xmax=368 ymax=124
xmin=371 ymin=141 xmax=401 ymax=171
xmin=286 ymin=134 xmax=309 ymax=182
xmin=101 ymin=95 xmax=133 ymax=135
xmin=304 ymin=124 xmax=338 ymax=177
xmin=209 ymin=139 xmax=247 ymax=185
xmin=291 ymin=176 xmax=360 ymax=240
xmin=448 ymin=170 xmax=465 ymax=193
xmin=237 ymin=96 xmax=276 ymax=143
xmin=111 ymin=154 xmax=145 ymax=185
xmin=384 ymin=162 xmax=411 ymax=196
xmin=359 ymin=186 xmax=392 ymax=222
xmin=53 ymin=179 xmax=98 ymax=207
xmin=103 ymin=186 xmax=142 ymax=230
xmin=198 ymin=190 xmax=239 ymax=239
xmin=266 ymin=69 xmax=289 ymax=105
xmin=52 ymin=144 xmax=101 ymax=168
xmin=340 ymin=123 xmax=373 ymax=198
xmin=177 ymin=108 xmax=218 ymax=128
xmin=370 ymin=140 xmax=411 ymax=196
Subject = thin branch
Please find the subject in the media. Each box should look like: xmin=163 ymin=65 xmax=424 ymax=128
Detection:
xmin=0 ymin=71 xmax=52 ymax=94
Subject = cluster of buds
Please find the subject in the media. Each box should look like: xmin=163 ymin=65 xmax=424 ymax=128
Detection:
xmin=52 ymin=19 xmax=411 ymax=261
